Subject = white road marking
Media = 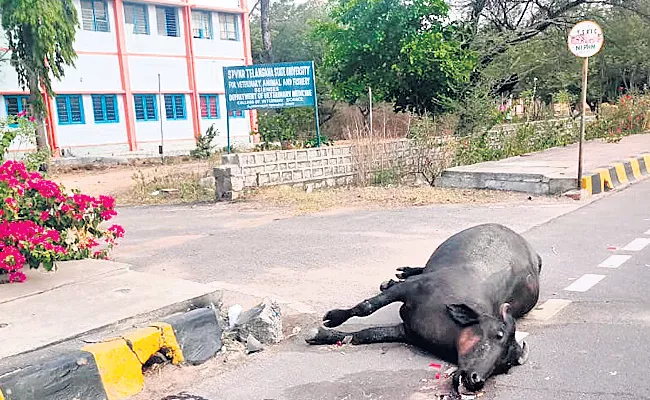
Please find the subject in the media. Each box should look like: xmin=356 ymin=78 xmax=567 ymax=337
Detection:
xmin=622 ymin=238 xmax=650 ymax=251
xmin=515 ymin=331 xmax=529 ymax=344
xmin=526 ymin=299 xmax=572 ymax=321
xmin=598 ymin=254 xmax=632 ymax=269
xmin=564 ymin=274 xmax=606 ymax=292
xmin=645 ymin=228 xmax=650 ymax=235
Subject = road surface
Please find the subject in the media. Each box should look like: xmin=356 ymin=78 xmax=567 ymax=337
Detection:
xmin=114 ymin=181 xmax=650 ymax=400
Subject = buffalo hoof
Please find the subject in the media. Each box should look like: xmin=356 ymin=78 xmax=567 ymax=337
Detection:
xmin=304 ymin=327 xmax=345 ymax=345
xmin=323 ymin=309 xmax=349 ymax=328
xmin=516 ymin=340 xmax=530 ymax=365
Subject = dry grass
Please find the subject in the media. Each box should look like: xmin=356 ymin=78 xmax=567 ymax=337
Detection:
xmin=241 ymin=185 xmax=536 ymax=214
xmin=114 ymin=166 xmax=216 ymax=206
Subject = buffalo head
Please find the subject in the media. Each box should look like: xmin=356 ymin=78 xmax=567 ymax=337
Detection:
xmin=446 ymin=303 xmax=529 ymax=392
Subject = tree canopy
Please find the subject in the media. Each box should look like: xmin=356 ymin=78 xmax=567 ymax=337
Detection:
xmin=0 ymin=0 xmax=78 ymax=150
xmin=315 ymin=0 xmax=476 ymax=114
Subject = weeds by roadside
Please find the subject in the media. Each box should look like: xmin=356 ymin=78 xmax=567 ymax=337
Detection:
xmin=113 ymin=165 xmax=217 ymax=205
xmin=242 ymin=185 xmax=535 ymax=214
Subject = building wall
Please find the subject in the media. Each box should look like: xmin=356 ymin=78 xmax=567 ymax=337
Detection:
xmin=0 ymin=0 xmax=253 ymax=157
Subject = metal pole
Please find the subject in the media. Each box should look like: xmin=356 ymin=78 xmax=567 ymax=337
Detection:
xmin=158 ymin=73 xmax=164 ymax=163
xmin=369 ymin=87 xmax=373 ymax=135
xmin=311 ymin=61 xmax=321 ymax=147
xmin=577 ymin=57 xmax=589 ymax=189
xmin=226 ymin=112 xmax=231 ymax=154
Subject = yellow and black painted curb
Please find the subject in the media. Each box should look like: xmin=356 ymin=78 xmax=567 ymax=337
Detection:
xmin=0 ymin=308 xmax=222 ymax=400
xmin=581 ymin=153 xmax=650 ymax=195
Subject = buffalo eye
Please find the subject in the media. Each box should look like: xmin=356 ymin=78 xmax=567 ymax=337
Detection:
xmin=496 ymin=330 xmax=505 ymax=340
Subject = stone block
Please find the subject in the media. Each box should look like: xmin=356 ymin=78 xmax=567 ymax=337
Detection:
xmin=281 ymin=172 xmax=293 ymax=182
xmin=279 ymin=163 xmax=288 ymax=170
xmin=296 ymin=150 xmax=308 ymax=161
xmin=304 ymin=169 xmax=312 ymax=179
xmin=264 ymin=153 xmax=278 ymax=163
xmin=269 ymin=172 xmax=281 ymax=183
xmin=286 ymin=151 xmax=297 ymax=161
xmin=222 ymin=154 xmax=239 ymax=165
xmin=287 ymin=162 xmax=297 ymax=169
xmin=298 ymin=161 xmax=311 ymax=169
xmin=231 ymin=176 xmax=245 ymax=192
xmin=332 ymin=148 xmax=341 ymax=156
xmin=312 ymin=159 xmax=323 ymax=167
xmin=277 ymin=152 xmax=286 ymax=161
xmin=308 ymin=149 xmax=322 ymax=159
xmin=258 ymin=173 xmax=270 ymax=185
xmin=323 ymin=167 xmax=333 ymax=176
xmin=244 ymin=175 xmax=257 ymax=186
xmin=265 ymin=164 xmax=278 ymax=172
xmin=313 ymin=168 xmax=324 ymax=177
xmin=294 ymin=170 xmax=304 ymax=180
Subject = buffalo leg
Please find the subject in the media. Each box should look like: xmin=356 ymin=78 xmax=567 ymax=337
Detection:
xmin=323 ymin=284 xmax=406 ymax=328
xmin=380 ymin=266 xmax=425 ymax=292
xmin=395 ymin=266 xmax=424 ymax=280
xmin=306 ymin=324 xmax=406 ymax=345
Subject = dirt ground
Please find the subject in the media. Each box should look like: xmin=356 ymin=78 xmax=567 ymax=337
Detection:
xmin=50 ymin=161 xmax=215 ymax=197
xmin=49 ymin=157 xmax=577 ymax=215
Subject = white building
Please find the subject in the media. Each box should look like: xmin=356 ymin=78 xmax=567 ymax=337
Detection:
xmin=0 ymin=0 xmax=256 ymax=157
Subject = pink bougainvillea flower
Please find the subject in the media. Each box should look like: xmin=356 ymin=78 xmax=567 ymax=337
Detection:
xmin=108 ymin=224 xmax=126 ymax=238
xmin=0 ymin=160 xmax=124 ymax=284
xmin=9 ymin=271 xmax=26 ymax=283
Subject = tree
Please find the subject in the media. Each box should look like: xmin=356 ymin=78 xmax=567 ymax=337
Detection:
xmin=250 ymin=0 xmax=338 ymax=141
xmin=316 ymin=0 xmax=476 ymax=114
xmin=0 ymin=0 xmax=78 ymax=152
xmin=260 ymin=0 xmax=272 ymax=63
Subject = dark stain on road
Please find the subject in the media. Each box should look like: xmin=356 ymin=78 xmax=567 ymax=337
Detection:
xmin=283 ymin=369 xmax=450 ymax=400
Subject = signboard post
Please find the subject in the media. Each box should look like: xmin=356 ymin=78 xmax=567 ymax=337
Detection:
xmin=223 ymin=61 xmax=320 ymax=153
xmin=567 ymin=20 xmax=604 ymax=189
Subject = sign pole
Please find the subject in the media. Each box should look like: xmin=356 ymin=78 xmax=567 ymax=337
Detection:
xmin=158 ymin=73 xmax=164 ymax=163
xmin=567 ymin=20 xmax=604 ymax=191
xmin=577 ymin=57 xmax=589 ymax=188
xmin=226 ymin=113 xmax=231 ymax=154
xmin=311 ymin=61 xmax=322 ymax=147
xmin=369 ymin=87 xmax=373 ymax=135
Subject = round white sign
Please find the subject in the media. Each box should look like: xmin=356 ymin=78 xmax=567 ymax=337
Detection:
xmin=568 ymin=20 xmax=604 ymax=58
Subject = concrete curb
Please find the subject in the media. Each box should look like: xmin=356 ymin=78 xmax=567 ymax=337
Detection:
xmin=581 ymin=153 xmax=650 ymax=195
xmin=0 ymin=308 xmax=222 ymax=400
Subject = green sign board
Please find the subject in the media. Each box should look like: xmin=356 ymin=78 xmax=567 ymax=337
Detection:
xmin=223 ymin=61 xmax=317 ymax=110
xmin=222 ymin=61 xmax=321 ymax=152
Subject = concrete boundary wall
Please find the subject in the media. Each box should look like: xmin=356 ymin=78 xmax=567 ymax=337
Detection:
xmin=214 ymin=139 xmax=439 ymax=200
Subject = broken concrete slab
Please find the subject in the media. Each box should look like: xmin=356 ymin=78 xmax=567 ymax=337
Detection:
xmin=0 ymin=260 xmax=221 ymax=360
xmin=233 ymin=298 xmax=284 ymax=344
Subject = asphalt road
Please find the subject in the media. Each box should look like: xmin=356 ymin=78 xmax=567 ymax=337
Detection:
xmin=120 ymin=180 xmax=650 ymax=400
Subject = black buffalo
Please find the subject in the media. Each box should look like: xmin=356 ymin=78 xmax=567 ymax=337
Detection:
xmin=306 ymin=223 xmax=542 ymax=396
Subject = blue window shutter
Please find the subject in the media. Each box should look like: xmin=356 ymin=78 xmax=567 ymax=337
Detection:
xmin=134 ymin=95 xmax=145 ymax=120
xmin=56 ymin=97 xmax=70 ymax=124
xmin=6 ymin=97 xmax=20 ymax=116
xmin=175 ymin=95 xmax=185 ymax=119
xmin=164 ymin=95 xmax=174 ymax=119
xmin=69 ymin=96 xmax=84 ymax=123
xmin=105 ymin=96 xmax=118 ymax=122
xmin=125 ymin=3 xmax=148 ymax=35
xmin=92 ymin=95 xmax=104 ymax=121
xmin=145 ymin=95 xmax=157 ymax=120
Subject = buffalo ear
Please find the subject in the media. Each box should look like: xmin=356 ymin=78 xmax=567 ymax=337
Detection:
xmin=446 ymin=304 xmax=480 ymax=327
